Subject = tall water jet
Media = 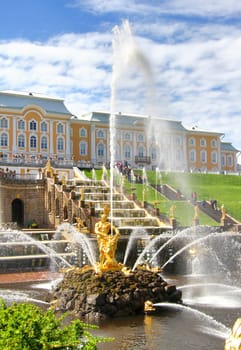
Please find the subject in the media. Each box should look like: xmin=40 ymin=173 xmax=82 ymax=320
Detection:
xmin=109 ymin=20 xmax=155 ymax=228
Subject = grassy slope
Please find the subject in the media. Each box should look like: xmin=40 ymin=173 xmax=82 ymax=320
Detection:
xmin=146 ymin=171 xmax=241 ymax=224
xmin=84 ymin=169 xmax=241 ymax=226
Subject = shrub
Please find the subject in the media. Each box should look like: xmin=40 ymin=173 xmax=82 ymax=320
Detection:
xmin=0 ymin=300 xmax=110 ymax=349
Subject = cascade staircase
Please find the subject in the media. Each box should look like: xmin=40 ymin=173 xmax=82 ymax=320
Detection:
xmin=64 ymin=174 xmax=171 ymax=235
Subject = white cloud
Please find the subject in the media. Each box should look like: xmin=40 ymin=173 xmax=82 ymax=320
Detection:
xmin=74 ymin=0 xmax=241 ymax=17
xmin=1 ymin=8 xmax=241 ymax=153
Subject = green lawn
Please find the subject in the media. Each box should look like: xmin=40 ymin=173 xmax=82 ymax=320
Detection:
xmin=146 ymin=171 xmax=241 ymax=223
xmin=124 ymin=177 xmax=217 ymax=227
xmin=83 ymin=169 xmax=241 ymax=226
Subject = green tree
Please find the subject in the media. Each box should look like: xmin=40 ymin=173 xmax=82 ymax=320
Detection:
xmin=0 ymin=300 xmax=111 ymax=349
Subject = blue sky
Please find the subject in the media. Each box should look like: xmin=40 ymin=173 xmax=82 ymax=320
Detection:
xmin=1 ymin=0 xmax=241 ymax=155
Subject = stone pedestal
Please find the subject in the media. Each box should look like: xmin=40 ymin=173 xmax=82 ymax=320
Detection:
xmin=131 ymin=193 xmax=136 ymax=201
xmin=170 ymin=218 xmax=177 ymax=229
xmin=192 ymin=218 xmax=199 ymax=226
xmin=154 ymin=208 xmax=160 ymax=216
xmin=221 ymin=218 xmax=228 ymax=228
xmin=143 ymin=201 xmax=147 ymax=208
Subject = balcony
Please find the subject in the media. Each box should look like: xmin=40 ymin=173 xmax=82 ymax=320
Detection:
xmin=135 ymin=156 xmax=151 ymax=164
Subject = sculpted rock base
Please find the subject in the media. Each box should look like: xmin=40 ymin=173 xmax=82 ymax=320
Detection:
xmin=51 ymin=267 xmax=182 ymax=320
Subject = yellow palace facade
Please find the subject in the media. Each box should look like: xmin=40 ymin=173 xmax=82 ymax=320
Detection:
xmin=0 ymin=90 xmax=239 ymax=175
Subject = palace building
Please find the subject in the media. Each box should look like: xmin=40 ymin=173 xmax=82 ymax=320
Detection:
xmin=0 ymin=90 xmax=239 ymax=175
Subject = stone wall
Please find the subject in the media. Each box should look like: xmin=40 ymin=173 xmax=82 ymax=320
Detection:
xmin=0 ymin=178 xmax=48 ymax=228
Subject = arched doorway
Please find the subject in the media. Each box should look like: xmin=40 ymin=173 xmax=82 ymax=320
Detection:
xmin=12 ymin=198 xmax=24 ymax=227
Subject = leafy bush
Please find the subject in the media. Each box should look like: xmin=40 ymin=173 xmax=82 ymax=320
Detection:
xmin=0 ymin=300 xmax=110 ymax=349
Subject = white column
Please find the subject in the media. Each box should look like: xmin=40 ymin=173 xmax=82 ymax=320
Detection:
xmin=12 ymin=117 xmax=17 ymax=153
xmin=217 ymin=138 xmax=222 ymax=172
xmin=133 ymin=131 xmax=137 ymax=165
xmin=182 ymin=133 xmax=188 ymax=171
xmin=49 ymin=120 xmax=53 ymax=156
xmin=65 ymin=120 xmax=71 ymax=159
xmin=91 ymin=124 xmax=96 ymax=164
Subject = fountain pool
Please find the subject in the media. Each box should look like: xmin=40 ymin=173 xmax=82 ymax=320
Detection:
xmin=0 ymin=271 xmax=239 ymax=350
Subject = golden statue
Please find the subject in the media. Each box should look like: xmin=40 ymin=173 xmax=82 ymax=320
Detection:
xmin=45 ymin=159 xmax=54 ymax=178
xmin=169 ymin=205 xmax=176 ymax=220
xmin=221 ymin=204 xmax=226 ymax=221
xmin=194 ymin=205 xmax=199 ymax=220
xmin=80 ymin=188 xmax=85 ymax=201
xmin=94 ymin=205 xmax=122 ymax=271
xmin=224 ymin=318 xmax=241 ymax=350
xmin=61 ymin=175 xmax=66 ymax=185
xmin=144 ymin=300 xmax=156 ymax=313
xmin=76 ymin=217 xmax=89 ymax=234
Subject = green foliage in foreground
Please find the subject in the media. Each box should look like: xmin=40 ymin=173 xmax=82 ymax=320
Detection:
xmin=0 ymin=300 xmax=111 ymax=350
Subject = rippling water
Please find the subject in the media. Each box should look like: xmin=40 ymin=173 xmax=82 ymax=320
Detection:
xmin=95 ymin=274 xmax=240 ymax=350
xmin=0 ymin=273 xmax=240 ymax=350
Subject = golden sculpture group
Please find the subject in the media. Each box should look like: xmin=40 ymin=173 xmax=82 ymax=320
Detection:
xmin=224 ymin=318 xmax=241 ymax=350
xmin=94 ymin=205 xmax=123 ymax=272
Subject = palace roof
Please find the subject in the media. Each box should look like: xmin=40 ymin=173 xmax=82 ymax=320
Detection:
xmin=0 ymin=90 xmax=72 ymax=116
xmin=221 ymin=142 xmax=240 ymax=153
xmin=83 ymin=111 xmax=187 ymax=131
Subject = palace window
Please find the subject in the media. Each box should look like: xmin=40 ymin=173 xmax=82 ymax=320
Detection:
xmin=200 ymin=138 xmax=206 ymax=147
xmin=189 ymin=137 xmax=195 ymax=146
xmin=79 ymin=141 xmax=87 ymax=156
xmin=176 ymin=149 xmax=181 ymax=161
xmin=151 ymin=147 xmax=157 ymax=161
xmin=138 ymin=146 xmax=144 ymax=158
xmin=211 ymin=139 xmax=217 ymax=148
xmin=29 ymin=119 xmax=37 ymax=131
xmin=97 ymin=130 xmax=104 ymax=138
xmin=124 ymin=132 xmax=131 ymax=141
xmin=41 ymin=121 xmax=48 ymax=132
xmin=221 ymin=155 xmax=226 ymax=167
xmin=227 ymin=155 xmax=233 ymax=167
xmin=124 ymin=145 xmax=131 ymax=158
xmin=211 ymin=151 xmax=217 ymax=164
xmin=41 ymin=136 xmax=48 ymax=150
xmin=57 ymin=137 xmax=64 ymax=151
xmin=200 ymin=150 xmax=207 ymax=163
xmin=18 ymin=119 xmax=25 ymax=130
xmin=175 ymin=136 xmax=182 ymax=146
xmin=18 ymin=134 xmax=25 ymax=148
xmin=189 ymin=149 xmax=196 ymax=162
xmin=80 ymin=128 xmax=87 ymax=137
xmin=0 ymin=132 xmax=8 ymax=147
xmin=57 ymin=123 xmax=64 ymax=134
xmin=97 ymin=143 xmax=104 ymax=157
xmin=30 ymin=135 xmax=37 ymax=148
xmin=138 ymin=133 xmax=144 ymax=142
xmin=0 ymin=117 xmax=8 ymax=129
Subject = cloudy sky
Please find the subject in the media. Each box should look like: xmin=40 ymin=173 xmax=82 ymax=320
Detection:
xmin=1 ymin=0 xmax=241 ymax=153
